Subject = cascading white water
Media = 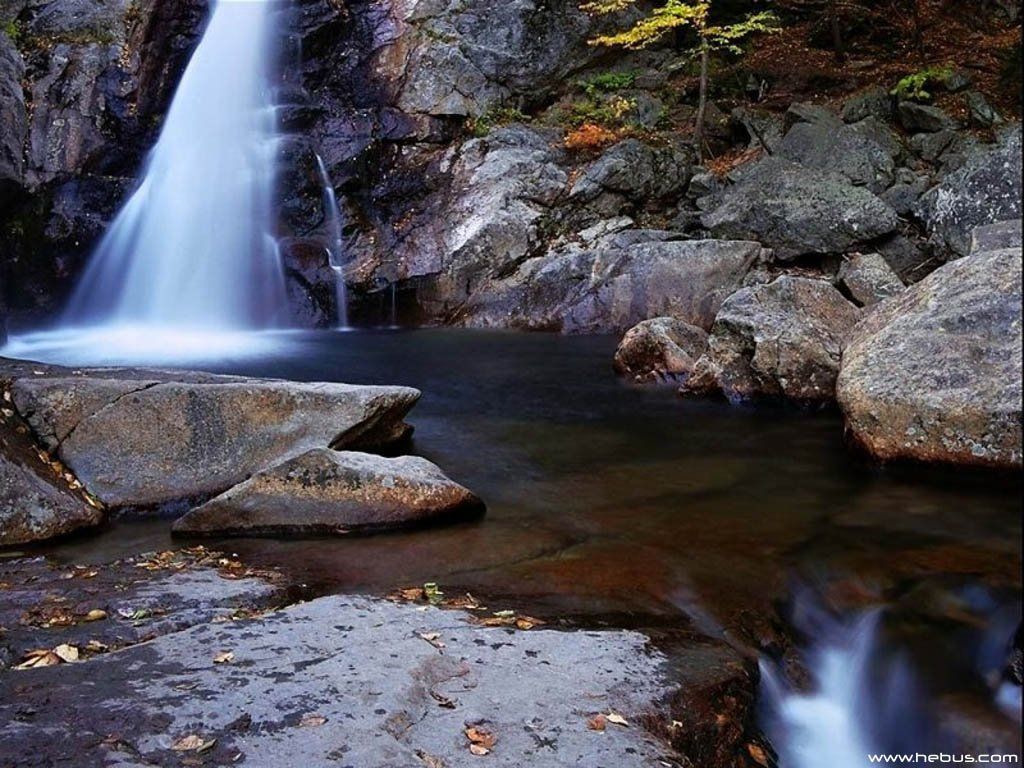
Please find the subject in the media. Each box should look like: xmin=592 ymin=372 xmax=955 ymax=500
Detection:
xmin=760 ymin=591 xmax=1023 ymax=768
xmin=760 ymin=611 xmax=883 ymax=768
xmin=313 ymin=154 xmax=349 ymax=328
xmin=63 ymin=0 xmax=287 ymax=331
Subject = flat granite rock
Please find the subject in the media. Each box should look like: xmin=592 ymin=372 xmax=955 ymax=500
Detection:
xmin=0 ymin=594 xmax=742 ymax=767
xmin=6 ymin=363 xmax=420 ymax=508
xmin=173 ymin=449 xmax=485 ymax=537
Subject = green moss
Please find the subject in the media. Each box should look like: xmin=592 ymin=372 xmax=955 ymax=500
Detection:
xmin=578 ymin=70 xmax=637 ymax=97
xmin=467 ymin=105 xmax=530 ymax=137
xmin=3 ymin=19 xmax=23 ymax=44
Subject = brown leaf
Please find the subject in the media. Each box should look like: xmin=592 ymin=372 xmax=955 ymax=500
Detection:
xmin=299 ymin=713 xmax=327 ymax=727
xmin=13 ymin=650 xmax=61 ymax=670
xmin=587 ymin=714 xmax=607 ymax=731
xmin=415 ymin=750 xmax=447 ymax=768
xmin=465 ymin=726 xmax=496 ymax=750
xmin=418 ymin=632 xmax=445 ymax=650
xmin=212 ymin=651 xmax=234 ymax=664
xmin=747 ymin=742 xmax=771 ymax=767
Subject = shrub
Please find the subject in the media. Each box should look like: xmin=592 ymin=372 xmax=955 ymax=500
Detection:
xmin=891 ymin=64 xmax=954 ymax=102
xmin=564 ymin=123 xmax=620 ymax=152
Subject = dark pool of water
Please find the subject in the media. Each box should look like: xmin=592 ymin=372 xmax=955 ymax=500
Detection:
xmin=28 ymin=329 xmax=1022 ymax=634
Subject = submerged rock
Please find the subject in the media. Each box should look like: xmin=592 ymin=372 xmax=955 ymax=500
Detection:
xmin=837 ymin=246 xmax=1023 ymax=468
xmin=10 ymin=369 xmax=420 ymax=507
xmin=173 ymin=449 xmax=485 ymax=537
xmin=684 ymin=276 xmax=862 ymax=403
xmin=613 ymin=317 xmax=708 ymax=384
xmin=700 ymin=157 xmax=898 ymax=260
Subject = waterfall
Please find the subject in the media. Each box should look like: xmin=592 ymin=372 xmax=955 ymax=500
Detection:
xmin=63 ymin=0 xmax=288 ymax=331
xmin=760 ymin=591 xmax=1022 ymax=767
xmin=313 ymin=154 xmax=349 ymax=329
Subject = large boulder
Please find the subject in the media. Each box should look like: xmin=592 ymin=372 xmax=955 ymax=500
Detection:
xmin=613 ymin=317 xmax=708 ymax=384
xmin=459 ymin=234 xmax=765 ymax=333
xmin=837 ymin=247 xmax=1023 ymax=469
xmin=173 ymin=449 xmax=484 ymax=536
xmin=700 ymin=158 xmax=899 ymax=260
xmin=1 ymin=407 xmax=102 ymax=546
xmin=0 ymin=33 xmax=27 ymax=201
xmin=684 ymin=276 xmax=862 ymax=403
xmin=569 ymin=139 xmax=692 ymax=203
xmin=777 ymin=116 xmax=903 ymax=192
xmin=915 ymin=127 xmax=1022 ymax=257
xmin=384 ymin=0 xmax=598 ymax=118
xmin=11 ymin=373 xmax=421 ymax=507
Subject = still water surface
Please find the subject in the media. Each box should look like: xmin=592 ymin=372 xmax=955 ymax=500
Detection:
xmin=26 ymin=328 xmax=1019 ymax=636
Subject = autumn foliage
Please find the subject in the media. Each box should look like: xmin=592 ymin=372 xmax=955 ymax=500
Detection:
xmin=564 ymin=123 xmax=621 ymax=152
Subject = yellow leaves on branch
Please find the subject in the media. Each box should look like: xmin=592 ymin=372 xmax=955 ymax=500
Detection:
xmin=582 ymin=0 xmax=778 ymax=53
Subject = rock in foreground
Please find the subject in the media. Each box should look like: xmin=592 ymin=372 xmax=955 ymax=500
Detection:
xmin=173 ymin=449 xmax=485 ymax=537
xmin=0 ymin=594 xmax=729 ymax=767
xmin=9 ymin=369 xmax=420 ymax=508
xmin=0 ymin=407 xmax=102 ymax=546
xmin=837 ymin=247 xmax=1023 ymax=468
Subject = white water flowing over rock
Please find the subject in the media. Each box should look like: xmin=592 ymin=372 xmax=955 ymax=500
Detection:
xmin=63 ymin=0 xmax=287 ymax=331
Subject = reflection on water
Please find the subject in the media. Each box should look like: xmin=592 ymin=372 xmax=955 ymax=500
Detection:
xmin=11 ymin=329 xmax=1021 ymax=631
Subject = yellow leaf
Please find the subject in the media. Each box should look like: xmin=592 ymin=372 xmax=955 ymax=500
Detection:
xmin=84 ymin=609 xmax=107 ymax=622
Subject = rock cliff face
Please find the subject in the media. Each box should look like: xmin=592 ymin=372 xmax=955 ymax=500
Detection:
xmin=0 ymin=0 xmax=206 ymax=322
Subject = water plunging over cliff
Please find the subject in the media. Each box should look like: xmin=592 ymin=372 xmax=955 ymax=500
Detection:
xmin=63 ymin=0 xmax=287 ymax=331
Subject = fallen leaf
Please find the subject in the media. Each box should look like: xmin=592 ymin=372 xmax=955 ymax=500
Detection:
xmin=747 ymin=742 xmax=771 ymax=767
xmin=86 ymin=639 xmax=109 ymax=653
xmin=53 ymin=644 xmax=79 ymax=663
xmin=213 ymin=651 xmax=234 ymax=664
xmin=492 ymin=610 xmax=515 ymax=618
xmin=84 ymin=609 xmax=107 ymax=622
xmin=424 ymin=582 xmax=444 ymax=605
xmin=299 ymin=713 xmax=327 ymax=727
xmin=418 ymin=632 xmax=445 ymax=650
xmin=415 ymin=750 xmax=447 ymax=768
xmin=172 ymin=734 xmax=217 ymax=752
xmin=605 ymin=712 xmax=629 ymax=727
xmin=13 ymin=649 xmax=61 ymax=670
xmin=515 ymin=616 xmax=545 ymax=630
xmin=587 ymin=714 xmax=607 ymax=731
xmin=469 ymin=744 xmax=490 ymax=756
xmin=430 ymin=690 xmax=457 ymax=709
xmin=465 ymin=726 xmax=496 ymax=751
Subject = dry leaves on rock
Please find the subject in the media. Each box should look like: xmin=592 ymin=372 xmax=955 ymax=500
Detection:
xmin=212 ymin=651 xmax=234 ymax=664
xmin=84 ymin=608 xmax=107 ymax=622
xmin=418 ymin=632 xmax=446 ymax=651
xmin=465 ymin=725 xmax=497 ymax=756
xmin=13 ymin=644 xmax=79 ymax=669
xmin=587 ymin=714 xmax=607 ymax=731
xmin=171 ymin=734 xmax=217 ymax=753
xmin=415 ymin=750 xmax=447 ymax=768
xmin=299 ymin=713 xmax=327 ymax=727
xmin=605 ymin=712 xmax=629 ymax=727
